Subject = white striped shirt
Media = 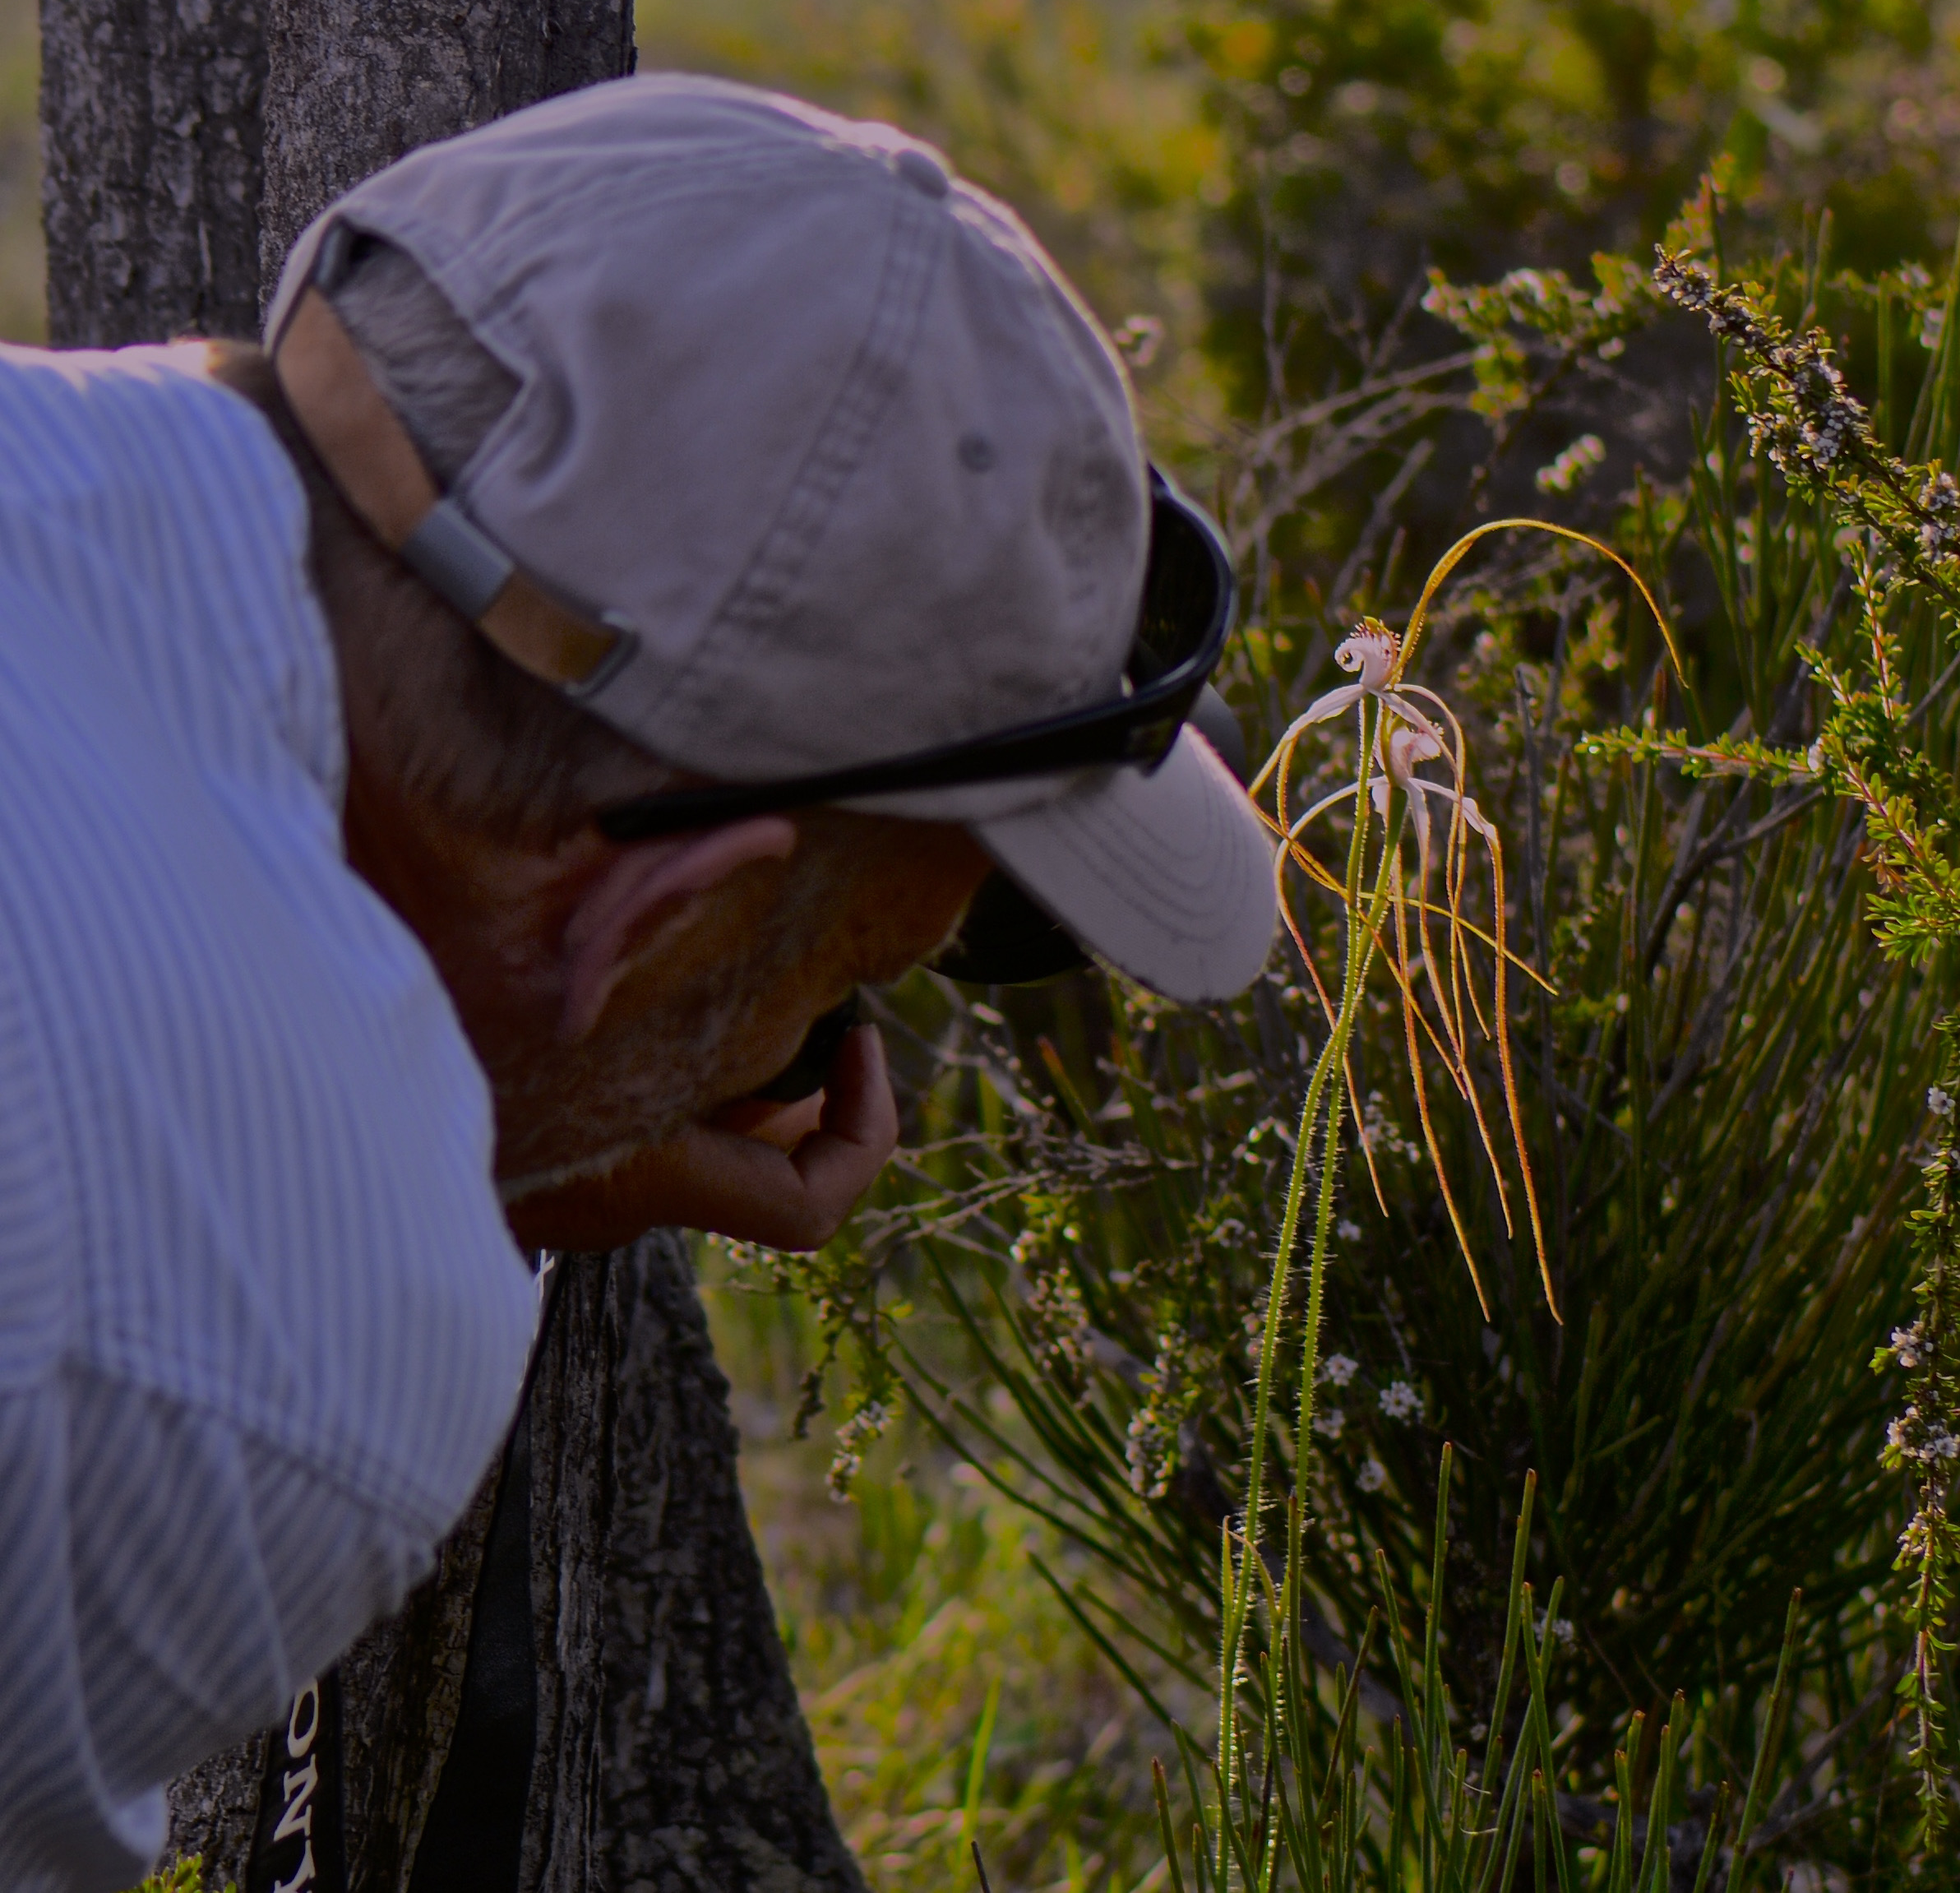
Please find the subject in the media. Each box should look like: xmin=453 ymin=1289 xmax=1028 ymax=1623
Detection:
xmin=0 ymin=343 xmax=536 ymax=1890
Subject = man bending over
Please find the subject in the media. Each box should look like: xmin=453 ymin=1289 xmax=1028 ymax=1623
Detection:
xmin=0 ymin=75 xmax=1275 ymax=1890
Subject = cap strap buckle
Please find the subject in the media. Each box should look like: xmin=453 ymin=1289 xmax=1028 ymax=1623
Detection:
xmin=272 ymin=281 xmax=631 ymax=696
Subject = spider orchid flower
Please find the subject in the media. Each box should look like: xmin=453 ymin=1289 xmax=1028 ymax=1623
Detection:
xmin=1266 ymin=628 xmax=1476 ymax=854
xmin=1286 ymin=623 xmax=1444 ymax=749
xmin=1252 ymin=606 xmax=1556 ymax=1330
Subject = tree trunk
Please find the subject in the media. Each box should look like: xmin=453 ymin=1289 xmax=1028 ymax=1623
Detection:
xmin=39 ymin=0 xmax=266 ymax=345
xmin=523 ymin=1240 xmax=866 ymax=1893
xmin=39 ymin=5 xmax=867 ymax=1886
xmin=169 ymin=1238 xmax=866 ymax=1893
xmin=257 ymin=0 xmax=634 ymax=299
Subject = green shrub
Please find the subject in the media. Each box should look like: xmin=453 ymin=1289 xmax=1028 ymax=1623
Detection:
xmin=1190 ymin=0 xmax=1960 ymax=606
xmin=747 ymin=187 xmax=1960 ymax=1883
xmin=130 ymin=1860 xmax=228 ymax=1893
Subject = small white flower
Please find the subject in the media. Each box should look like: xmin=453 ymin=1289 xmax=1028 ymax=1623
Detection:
xmin=1893 ymin=1325 xmax=1926 ymax=1369
xmin=1534 ymin=433 xmax=1606 ymax=495
xmin=1930 ymin=1428 xmax=1960 ymax=1461
xmin=1379 ymin=1380 xmax=1424 ymax=1422
xmin=1321 ymin=1354 xmax=1360 ymax=1387
xmin=1314 ymin=1407 xmax=1346 ymax=1439
xmin=1337 ymin=1218 xmax=1362 ymax=1242
xmin=1357 ymin=1458 xmax=1389 ymax=1493
xmin=1930 ymin=1085 xmax=1954 ymax=1118
xmin=1532 ymin=1608 xmax=1577 ymax=1649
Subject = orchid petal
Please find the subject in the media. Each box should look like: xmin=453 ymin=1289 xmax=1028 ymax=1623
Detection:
xmin=1380 ymin=693 xmax=1448 ymax=743
xmin=1295 ymin=683 xmax=1364 ymax=729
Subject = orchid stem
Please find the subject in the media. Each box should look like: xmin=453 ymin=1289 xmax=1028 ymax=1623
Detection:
xmin=1218 ymin=701 xmax=1407 ymax=1886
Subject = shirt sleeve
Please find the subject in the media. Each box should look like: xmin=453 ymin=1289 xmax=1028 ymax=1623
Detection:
xmin=0 ymin=347 xmax=540 ymax=1891
xmin=0 ymin=1361 xmax=445 ymax=1893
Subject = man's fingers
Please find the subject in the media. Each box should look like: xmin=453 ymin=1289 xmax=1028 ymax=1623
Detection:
xmin=653 ymin=1126 xmax=835 ymax=1247
xmin=774 ymin=1025 xmax=896 ymax=1237
xmin=660 ymin=1034 xmax=896 ymax=1247
xmin=811 ymin=1025 xmax=897 ymax=1153
xmin=688 ymin=1025 xmax=895 ymax=1247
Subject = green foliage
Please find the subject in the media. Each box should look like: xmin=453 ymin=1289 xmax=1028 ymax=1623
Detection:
xmin=810 ymin=447 xmax=1930 ymax=1865
xmin=1573 ymin=194 xmax=1960 ymax=1844
xmin=753 ymin=171 xmax=1960 ymax=1893
xmin=1167 ymin=1448 xmax=1805 ymax=1893
xmin=1418 ymin=253 xmax=1657 ymax=428
xmin=1195 ymin=0 xmax=1959 ymax=301
xmin=1193 ymin=0 xmax=1960 ymax=674
xmin=127 ymin=1859 xmax=230 ymax=1893
xmin=779 ymin=805 xmax=1924 ymax=1871
xmin=1877 ymin=1021 xmax=1960 ymax=1854
xmin=1638 ymin=237 xmax=1960 ymax=966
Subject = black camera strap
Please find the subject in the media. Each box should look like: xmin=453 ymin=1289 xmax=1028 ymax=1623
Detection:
xmin=243 ymin=1670 xmax=347 ymax=1893
xmin=404 ymin=1377 xmax=539 ymax=1893
xmin=404 ymin=1257 xmax=563 ymax=1891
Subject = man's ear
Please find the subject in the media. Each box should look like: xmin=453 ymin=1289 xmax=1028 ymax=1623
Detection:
xmin=559 ymin=817 xmax=797 ymax=1040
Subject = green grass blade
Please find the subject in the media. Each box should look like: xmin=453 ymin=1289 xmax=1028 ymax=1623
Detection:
xmin=1609 ymin=1739 xmax=1636 ymax=1893
xmin=1636 ymin=1698 xmax=1683 ymax=1893
xmin=1029 ymin=1552 xmax=1180 ymax=1728
xmin=1155 ymin=1759 xmax=1190 ymax=1893
xmin=1479 ymin=1473 xmax=1536 ymax=1803
xmin=959 ymin=1672 xmax=1001 ymax=1861
xmin=1519 ymin=1582 xmax=1575 ymax=1893
xmin=1688 ymin=1782 xmax=1732 ymax=1893
xmin=1729 ymin=1592 xmax=1801 ymax=1887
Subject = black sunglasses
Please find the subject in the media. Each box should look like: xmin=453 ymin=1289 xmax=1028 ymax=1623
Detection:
xmin=594 ymin=466 xmax=1237 ymax=844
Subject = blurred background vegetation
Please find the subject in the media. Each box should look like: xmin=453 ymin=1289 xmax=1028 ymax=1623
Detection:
xmin=0 ymin=0 xmax=42 ymax=344
xmin=23 ymin=3 xmax=1960 ymax=1888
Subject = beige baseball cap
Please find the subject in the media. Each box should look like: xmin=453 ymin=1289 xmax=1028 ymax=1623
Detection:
xmin=267 ymin=73 xmax=1277 ymax=1002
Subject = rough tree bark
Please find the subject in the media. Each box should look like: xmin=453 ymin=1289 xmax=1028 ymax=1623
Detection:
xmin=39 ymin=5 xmax=868 ymax=1887
xmin=523 ymin=1242 xmax=867 ymax=1893
xmin=40 ymin=0 xmax=266 ymax=345
xmin=257 ymin=0 xmax=634 ymax=294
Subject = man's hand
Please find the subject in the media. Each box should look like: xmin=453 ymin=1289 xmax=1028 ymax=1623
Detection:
xmin=504 ymin=1025 xmax=898 ymax=1252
